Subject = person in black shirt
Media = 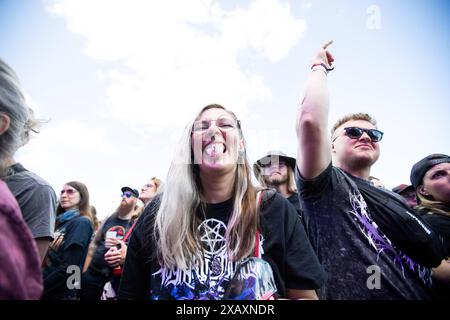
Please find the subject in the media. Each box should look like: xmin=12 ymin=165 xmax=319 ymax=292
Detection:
xmin=42 ymin=181 xmax=93 ymax=300
xmin=80 ymin=186 xmax=139 ymax=300
xmin=253 ymin=151 xmax=303 ymax=217
xmin=295 ymin=41 xmax=444 ymax=299
xmin=410 ymin=153 xmax=450 ymax=296
xmin=118 ymin=104 xmax=325 ymax=300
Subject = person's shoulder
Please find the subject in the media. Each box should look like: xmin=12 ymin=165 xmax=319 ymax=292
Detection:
xmin=71 ymin=215 xmax=93 ymax=230
xmin=76 ymin=214 xmax=92 ymax=223
xmin=142 ymin=194 xmax=162 ymax=217
xmin=420 ymin=209 xmax=450 ymax=221
xmin=136 ymin=194 xmax=162 ymax=229
xmin=6 ymin=168 xmax=56 ymax=204
xmin=258 ymin=188 xmax=277 ymax=208
xmin=260 ymin=189 xmax=293 ymax=216
xmin=8 ymin=163 xmax=53 ymax=188
xmin=0 ymin=181 xmax=22 ymax=222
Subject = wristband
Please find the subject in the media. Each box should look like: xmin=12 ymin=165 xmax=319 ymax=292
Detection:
xmin=311 ymin=63 xmax=334 ymax=73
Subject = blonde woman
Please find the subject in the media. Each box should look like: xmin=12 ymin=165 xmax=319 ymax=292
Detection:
xmin=139 ymin=177 xmax=162 ymax=207
xmin=410 ymin=153 xmax=450 ymax=298
xmin=119 ymin=104 xmax=325 ymax=300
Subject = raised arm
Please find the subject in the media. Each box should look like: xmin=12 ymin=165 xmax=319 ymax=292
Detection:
xmin=296 ymin=41 xmax=334 ymax=180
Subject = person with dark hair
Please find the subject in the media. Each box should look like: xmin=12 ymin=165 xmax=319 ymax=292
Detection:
xmin=90 ymin=205 xmax=100 ymax=232
xmin=253 ymin=151 xmax=302 ymax=216
xmin=82 ymin=205 xmax=100 ymax=274
xmin=410 ymin=153 xmax=450 ymax=297
xmin=295 ymin=41 xmax=445 ymax=299
xmin=42 ymin=181 xmax=93 ymax=300
xmin=0 ymin=58 xmax=56 ymax=263
xmin=118 ymin=104 xmax=325 ymax=300
xmin=80 ymin=186 xmax=139 ymax=300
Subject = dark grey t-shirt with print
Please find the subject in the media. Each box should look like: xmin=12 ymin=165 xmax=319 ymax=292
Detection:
xmin=4 ymin=163 xmax=56 ymax=239
xmin=296 ymin=163 xmax=433 ymax=300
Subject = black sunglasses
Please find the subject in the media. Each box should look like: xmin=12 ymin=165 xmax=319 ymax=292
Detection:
xmin=341 ymin=127 xmax=384 ymax=142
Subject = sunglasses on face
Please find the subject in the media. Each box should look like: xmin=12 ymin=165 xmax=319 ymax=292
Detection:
xmin=260 ymin=161 xmax=287 ymax=170
xmin=61 ymin=189 xmax=78 ymax=195
xmin=338 ymin=127 xmax=384 ymax=142
xmin=192 ymin=118 xmax=240 ymax=133
xmin=121 ymin=191 xmax=136 ymax=198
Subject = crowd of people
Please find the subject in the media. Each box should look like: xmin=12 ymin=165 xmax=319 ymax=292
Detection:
xmin=0 ymin=41 xmax=449 ymax=300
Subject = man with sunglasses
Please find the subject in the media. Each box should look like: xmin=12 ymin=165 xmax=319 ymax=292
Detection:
xmin=295 ymin=41 xmax=444 ymax=299
xmin=80 ymin=186 xmax=139 ymax=300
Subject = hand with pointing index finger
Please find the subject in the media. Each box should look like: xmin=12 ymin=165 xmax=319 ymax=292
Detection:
xmin=313 ymin=40 xmax=335 ymax=71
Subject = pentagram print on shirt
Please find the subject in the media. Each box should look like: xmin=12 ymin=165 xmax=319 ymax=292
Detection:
xmin=151 ymin=218 xmax=240 ymax=300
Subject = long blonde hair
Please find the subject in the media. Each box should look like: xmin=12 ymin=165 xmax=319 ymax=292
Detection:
xmin=416 ymin=193 xmax=450 ymax=216
xmin=256 ymin=165 xmax=297 ymax=194
xmin=154 ymin=104 xmax=258 ymax=270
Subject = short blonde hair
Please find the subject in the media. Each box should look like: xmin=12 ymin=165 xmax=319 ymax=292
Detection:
xmin=331 ymin=113 xmax=377 ymax=137
xmin=150 ymin=176 xmax=162 ymax=191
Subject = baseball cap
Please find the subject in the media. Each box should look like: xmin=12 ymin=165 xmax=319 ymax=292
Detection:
xmin=121 ymin=186 xmax=139 ymax=198
xmin=410 ymin=153 xmax=450 ymax=189
xmin=392 ymin=184 xmax=414 ymax=194
xmin=253 ymin=151 xmax=296 ymax=178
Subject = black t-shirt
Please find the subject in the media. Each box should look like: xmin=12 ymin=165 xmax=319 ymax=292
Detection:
xmin=43 ymin=214 xmax=93 ymax=299
xmin=419 ymin=211 xmax=450 ymax=257
xmin=118 ymin=192 xmax=326 ymax=300
xmin=287 ymin=192 xmax=302 ymax=217
xmin=417 ymin=209 xmax=450 ymax=299
xmin=296 ymin=163 xmax=434 ymax=300
xmin=90 ymin=215 xmax=131 ymax=276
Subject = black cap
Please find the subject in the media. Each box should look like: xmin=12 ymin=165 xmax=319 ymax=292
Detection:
xmin=253 ymin=150 xmax=296 ymax=179
xmin=392 ymin=184 xmax=414 ymax=194
xmin=410 ymin=154 xmax=450 ymax=189
xmin=121 ymin=186 xmax=139 ymax=198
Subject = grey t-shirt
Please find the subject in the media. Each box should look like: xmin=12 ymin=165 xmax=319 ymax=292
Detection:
xmin=4 ymin=163 xmax=56 ymax=239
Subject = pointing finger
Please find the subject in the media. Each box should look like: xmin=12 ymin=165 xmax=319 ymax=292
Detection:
xmin=322 ymin=40 xmax=333 ymax=50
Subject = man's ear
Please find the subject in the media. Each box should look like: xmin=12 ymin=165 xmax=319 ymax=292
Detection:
xmin=0 ymin=113 xmax=11 ymax=135
xmin=418 ymin=185 xmax=430 ymax=197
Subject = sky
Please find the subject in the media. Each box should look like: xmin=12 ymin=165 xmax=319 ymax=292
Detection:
xmin=1 ymin=0 xmax=449 ymax=220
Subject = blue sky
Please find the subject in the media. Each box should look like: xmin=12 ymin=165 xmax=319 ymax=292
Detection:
xmin=1 ymin=0 xmax=449 ymax=219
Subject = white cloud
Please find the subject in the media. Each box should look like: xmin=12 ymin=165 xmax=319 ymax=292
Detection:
xmin=24 ymin=120 xmax=114 ymax=154
xmin=301 ymin=2 xmax=313 ymax=10
xmin=45 ymin=0 xmax=306 ymax=128
xmin=15 ymin=120 xmax=121 ymax=219
xmin=36 ymin=0 xmax=307 ymax=218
